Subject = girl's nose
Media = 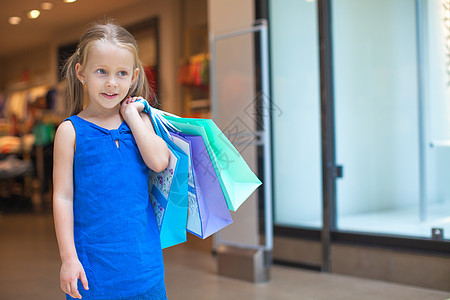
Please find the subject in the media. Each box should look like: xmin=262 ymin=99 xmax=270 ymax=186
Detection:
xmin=106 ymin=76 xmax=118 ymax=88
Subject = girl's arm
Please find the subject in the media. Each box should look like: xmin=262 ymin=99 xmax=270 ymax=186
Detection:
xmin=121 ymin=97 xmax=170 ymax=172
xmin=53 ymin=121 xmax=88 ymax=299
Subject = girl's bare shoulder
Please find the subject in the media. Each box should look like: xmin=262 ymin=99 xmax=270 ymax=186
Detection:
xmin=56 ymin=119 xmax=75 ymax=135
xmin=54 ymin=120 xmax=76 ymax=148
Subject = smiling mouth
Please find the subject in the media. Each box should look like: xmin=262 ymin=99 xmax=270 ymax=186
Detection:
xmin=102 ymin=93 xmax=118 ymax=98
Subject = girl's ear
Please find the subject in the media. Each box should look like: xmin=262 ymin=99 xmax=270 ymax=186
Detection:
xmin=75 ymin=63 xmax=85 ymax=84
xmin=131 ymin=67 xmax=139 ymax=85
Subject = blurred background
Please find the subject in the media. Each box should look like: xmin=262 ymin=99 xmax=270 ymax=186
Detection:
xmin=0 ymin=0 xmax=449 ymax=298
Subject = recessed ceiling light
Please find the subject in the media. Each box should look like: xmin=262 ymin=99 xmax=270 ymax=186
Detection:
xmin=41 ymin=2 xmax=54 ymax=10
xmin=63 ymin=0 xmax=77 ymax=3
xmin=27 ymin=9 xmax=41 ymax=19
xmin=8 ymin=16 xmax=22 ymax=25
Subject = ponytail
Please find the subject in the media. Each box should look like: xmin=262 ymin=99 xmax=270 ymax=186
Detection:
xmin=63 ymin=52 xmax=85 ymax=116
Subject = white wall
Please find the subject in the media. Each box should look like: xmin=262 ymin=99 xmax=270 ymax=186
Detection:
xmin=208 ymin=0 xmax=260 ymax=246
xmin=208 ymin=0 xmax=254 ymax=35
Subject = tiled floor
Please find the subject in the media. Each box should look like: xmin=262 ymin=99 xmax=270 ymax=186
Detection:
xmin=0 ymin=213 xmax=449 ymax=300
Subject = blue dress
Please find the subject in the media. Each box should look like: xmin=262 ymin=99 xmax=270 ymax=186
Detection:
xmin=65 ymin=115 xmax=167 ymax=300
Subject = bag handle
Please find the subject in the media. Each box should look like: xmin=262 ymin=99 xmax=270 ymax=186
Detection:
xmin=134 ymin=98 xmax=180 ymax=137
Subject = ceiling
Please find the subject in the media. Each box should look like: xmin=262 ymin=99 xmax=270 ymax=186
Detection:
xmin=0 ymin=0 xmax=146 ymax=58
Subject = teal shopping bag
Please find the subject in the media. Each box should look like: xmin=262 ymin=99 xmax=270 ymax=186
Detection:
xmin=148 ymin=111 xmax=189 ymax=249
xmin=163 ymin=115 xmax=261 ymax=211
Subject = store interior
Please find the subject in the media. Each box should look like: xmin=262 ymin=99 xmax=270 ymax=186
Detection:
xmin=0 ymin=0 xmax=211 ymax=218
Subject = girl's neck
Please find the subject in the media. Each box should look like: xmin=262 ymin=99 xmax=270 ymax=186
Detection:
xmin=78 ymin=103 xmax=123 ymax=129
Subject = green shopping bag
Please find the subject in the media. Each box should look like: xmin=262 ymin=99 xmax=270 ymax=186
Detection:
xmin=163 ymin=115 xmax=261 ymax=211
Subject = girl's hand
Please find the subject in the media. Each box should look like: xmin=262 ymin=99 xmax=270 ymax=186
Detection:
xmin=60 ymin=258 xmax=89 ymax=299
xmin=120 ymin=96 xmax=146 ymax=122
xmin=120 ymin=95 xmax=170 ymax=171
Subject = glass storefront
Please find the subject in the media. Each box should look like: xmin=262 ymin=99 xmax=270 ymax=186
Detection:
xmin=333 ymin=0 xmax=450 ymax=239
xmin=270 ymin=0 xmax=323 ymax=229
xmin=271 ymin=0 xmax=450 ymax=240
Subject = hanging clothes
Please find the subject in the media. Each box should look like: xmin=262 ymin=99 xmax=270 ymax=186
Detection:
xmin=178 ymin=53 xmax=209 ymax=88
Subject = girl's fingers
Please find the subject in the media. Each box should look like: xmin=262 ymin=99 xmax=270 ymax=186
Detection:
xmin=80 ymin=270 xmax=89 ymax=291
xmin=131 ymin=96 xmax=144 ymax=102
xmin=121 ymin=96 xmax=146 ymax=114
xmin=124 ymin=96 xmax=145 ymax=105
xmin=62 ymin=280 xmax=73 ymax=296
xmin=64 ymin=283 xmax=71 ymax=295
xmin=70 ymin=279 xmax=82 ymax=299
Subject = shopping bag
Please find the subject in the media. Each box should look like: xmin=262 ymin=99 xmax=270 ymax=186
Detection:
xmin=140 ymin=101 xmax=232 ymax=237
xmin=163 ymin=115 xmax=261 ymax=211
xmin=178 ymin=132 xmax=233 ymax=238
xmin=147 ymin=109 xmax=189 ymax=249
xmin=168 ymin=133 xmax=202 ymax=237
xmin=165 ymin=128 xmax=233 ymax=239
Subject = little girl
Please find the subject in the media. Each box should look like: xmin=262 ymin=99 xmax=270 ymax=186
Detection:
xmin=53 ymin=21 xmax=170 ymax=299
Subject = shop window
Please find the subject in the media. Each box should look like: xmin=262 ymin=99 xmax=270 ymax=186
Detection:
xmin=332 ymin=0 xmax=450 ymax=239
xmin=270 ymin=0 xmax=323 ymax=229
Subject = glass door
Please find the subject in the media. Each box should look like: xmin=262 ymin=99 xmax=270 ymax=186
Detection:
xmin=332 ymin=0 xmax=450 ymax=240
xmin=270 ymin=0 xmax=323 ymax=230
xmin=268 ymin=0 xmax=449 ymax=274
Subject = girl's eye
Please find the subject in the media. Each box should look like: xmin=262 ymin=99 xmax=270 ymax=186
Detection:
xmin=97 ymin=69 xmax=106 ymax=75
xmin=118 ymin=71 xmax=128 ymax=76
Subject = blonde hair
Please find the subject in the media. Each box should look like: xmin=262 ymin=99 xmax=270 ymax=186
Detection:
xmin=63 ymin=21 xmax=155 ymax=116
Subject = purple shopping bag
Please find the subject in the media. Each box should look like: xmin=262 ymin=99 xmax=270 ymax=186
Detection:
xmin=175 ymin=132 xmax=233 ymax=239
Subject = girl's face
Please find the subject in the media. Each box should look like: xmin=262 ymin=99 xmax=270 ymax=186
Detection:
xmin=76 ymin=41 xmax=139 ymax=112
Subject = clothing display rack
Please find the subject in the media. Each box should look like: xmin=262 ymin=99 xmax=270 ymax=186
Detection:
xmin=0 ymin=83 xmax=62 ymax=213
xmin=180 ymin=26 xmax=211 ymax=117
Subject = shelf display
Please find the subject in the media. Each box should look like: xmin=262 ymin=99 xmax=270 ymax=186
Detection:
xmin=180 ymin=26 xmax=211 ymax=118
